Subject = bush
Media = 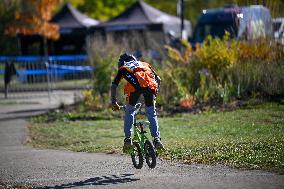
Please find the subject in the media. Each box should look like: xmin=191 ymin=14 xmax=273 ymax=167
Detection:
xmin=232 ymin=40 xmax=284 ymax=97
xmin=86 ymin=31 xmax=284 ymax=109
xmin=194 ymin=32 xmax=238 ymax=80
xmin=165 ymin=34 xmax=284 ymax=105
xmin=87 ymin=35 xmax=121 ymax=108
xmin=0 ymin=1 xmax=19 ymax=55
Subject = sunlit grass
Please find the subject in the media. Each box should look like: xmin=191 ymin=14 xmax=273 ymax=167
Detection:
xmin=29 ymin=102 xmax=284 ymax=173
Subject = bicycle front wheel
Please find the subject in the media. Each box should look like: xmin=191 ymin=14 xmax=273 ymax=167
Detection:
xmin=144 ymin=140 xmax=156 ymax=168
xmin=131 ymin=142 xmax=143 ymax=169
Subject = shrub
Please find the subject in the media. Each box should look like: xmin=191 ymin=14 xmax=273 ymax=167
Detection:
xmin=194 ymin=32 xmax=238 ymax=81
xmin=165 ymin=34 xmax=284 ymax=105
xmin=157 ymin=66 xmax=191 ymax=106
xmin=233 ymin=40 xmax=284 ymax=97
xmin=87 ymin=35 xmax=121 ymax=107
xmin=86 ymin=31 xmax=284 ymax=109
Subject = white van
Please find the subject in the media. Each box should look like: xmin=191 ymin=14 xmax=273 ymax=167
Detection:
xmin=191 ymin=5 xmax=273 ymax=45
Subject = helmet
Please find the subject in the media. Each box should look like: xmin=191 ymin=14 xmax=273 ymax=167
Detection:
xmin=118 ymin=53 xmax=136 ymax=68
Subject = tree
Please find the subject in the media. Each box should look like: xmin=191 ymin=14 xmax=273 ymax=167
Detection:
xmin=5 ymin=0 xmax=60 ymax=41
xmin=0 ymin=0 xmax=19 ymax=55
xmin=5 ymin=0 xmax=60 ymax=56
xmin=76 ymin=0 xmax=135 ymax=21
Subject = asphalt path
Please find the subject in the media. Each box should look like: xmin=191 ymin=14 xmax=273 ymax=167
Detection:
xmin=0 ymin=97 xmax=284 ymax=189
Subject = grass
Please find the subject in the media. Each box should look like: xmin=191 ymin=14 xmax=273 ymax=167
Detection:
xmin=28 ymin=102 xmax=284 ymax=173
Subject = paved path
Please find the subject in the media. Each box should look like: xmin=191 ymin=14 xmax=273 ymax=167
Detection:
xmin=0 ymin=94 xmax=284 ymax=189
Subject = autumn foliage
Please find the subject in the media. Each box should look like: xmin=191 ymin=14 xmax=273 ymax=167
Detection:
xmin=5 ymin=0 xmax=60 ymax=40
xmin=163 ymin=34 xmax=284 ymax=106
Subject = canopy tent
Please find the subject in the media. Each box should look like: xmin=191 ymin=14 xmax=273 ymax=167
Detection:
xmin=51 ymin=3 xmax=99 ymax=35
xmin=95 ymin=0 xmax=191 ymax=38
xmin=21 ymin=3 xmax=100 ymax=55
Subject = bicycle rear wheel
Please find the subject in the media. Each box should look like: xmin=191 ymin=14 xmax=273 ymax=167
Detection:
xmin=131 ymin=142 xmax=143 ymax=169
xmin=144 ymin=140 xmax=156 ymax=168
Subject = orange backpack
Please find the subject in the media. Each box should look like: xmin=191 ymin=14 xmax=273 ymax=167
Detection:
xmin=120 ymin=61 xmax=158 ymax=96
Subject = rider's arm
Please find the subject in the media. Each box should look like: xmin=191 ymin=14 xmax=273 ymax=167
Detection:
xmin=111 ymin=83 xmax=118 ymax=104
xmin=111 ymin=69 xmax=125 ymax=104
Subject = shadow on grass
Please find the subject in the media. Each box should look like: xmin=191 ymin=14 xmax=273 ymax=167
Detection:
xmin=39 ymin=174 xmax=139 ymax=189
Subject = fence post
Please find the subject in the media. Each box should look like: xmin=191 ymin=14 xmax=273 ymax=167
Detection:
xmin=4 ymin=61 xmax=17 ymax=99
xmin=43 ymin=37 xmax=51 ymax=101
xmin=4 ymin=61 xmax=8 ymax=99
xmin=4 ymin=83 xmax=8 ymax=99
xmin=45 ymin=60 xmax=51 ymax=100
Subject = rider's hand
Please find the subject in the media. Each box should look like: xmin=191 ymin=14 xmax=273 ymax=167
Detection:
xmin=112 ymin=102 xmax=120 ymax=111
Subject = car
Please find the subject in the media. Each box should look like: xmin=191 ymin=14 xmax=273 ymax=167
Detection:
xmin=190 ymin=5 xmax=273 ymax=46
xmin=272 ymin=17 xmax=284 ymax=45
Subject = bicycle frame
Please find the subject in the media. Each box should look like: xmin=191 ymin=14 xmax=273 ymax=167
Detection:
xmin=132 ymin=120 xmax=148 ymax=155
xmin=121 ymin=103 xmax=150 ymax=155
xmin=120 ymin=103 xmax=157 ymax=169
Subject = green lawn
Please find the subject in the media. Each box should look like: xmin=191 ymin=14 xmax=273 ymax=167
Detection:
xmin=29 ymin=102 xmax=284 ymax=173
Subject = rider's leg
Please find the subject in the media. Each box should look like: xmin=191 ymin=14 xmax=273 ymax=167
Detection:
xmin=145 ymin=106 xmax=160 ymax=138
xmin=144 ymin=89 xmax=164 ymax=149
xmin=143 ymin=89 xmax=160 ymax=138
xmin=124 ymin=104 xmax=135 ymax=138
xmin=124 ymin=91 xmax=140 ymax=138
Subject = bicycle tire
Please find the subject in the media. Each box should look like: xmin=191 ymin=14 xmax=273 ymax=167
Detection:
xmin=131 ymin=142 xmax=143 ymax=169
xmin=144 ymin=140 xmax=157 ymax=168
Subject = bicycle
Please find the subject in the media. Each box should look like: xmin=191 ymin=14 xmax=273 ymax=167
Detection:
xmin=120 ymin=103 xmax=157 ymax=169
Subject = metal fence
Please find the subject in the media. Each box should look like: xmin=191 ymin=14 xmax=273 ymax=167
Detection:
xmin=0 ymin=55 xmax=93 ymax=99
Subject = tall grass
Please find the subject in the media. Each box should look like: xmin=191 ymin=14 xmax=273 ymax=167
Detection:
xmin=163 ymin=34 xmax=284 ymax=107
xmin=86 ymin=31 xmax=284 ymax=109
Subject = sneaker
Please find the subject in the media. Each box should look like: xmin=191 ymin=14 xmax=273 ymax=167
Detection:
xmin=153 ymin=137 xmax=164 ymax=150
xmin=123 ymin=137 xmax=132 ymax=153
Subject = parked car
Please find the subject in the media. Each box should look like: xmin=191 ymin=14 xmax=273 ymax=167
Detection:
xmin=272 ymin=17 xmax=284 ymax=45
xmin=190 ymin=5 xmax=273 ymax=46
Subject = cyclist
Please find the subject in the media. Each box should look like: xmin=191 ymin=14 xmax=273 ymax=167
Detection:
xmin=111 ymin=53 xmax=164 ymax=152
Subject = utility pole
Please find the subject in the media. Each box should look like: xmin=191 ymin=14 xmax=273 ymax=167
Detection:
xmin=43 ymin=36 xmax=51 ymax=100
xmin=179 ymin=0 xmax=185 ymax=40
xmin=177 ymin=0 xmax=187 ymax=39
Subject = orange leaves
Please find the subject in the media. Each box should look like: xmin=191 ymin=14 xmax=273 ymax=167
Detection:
xmin=37 ymin=0 xmax=59 ymax=21
xmin=179 ymin=96 xmax=195 ymax=109
xmin=5 ymin=0 xmax=60 ymax=40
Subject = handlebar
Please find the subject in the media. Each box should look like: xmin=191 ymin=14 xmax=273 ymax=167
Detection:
xmin=119 ymin=103 xmax=142 ymax=114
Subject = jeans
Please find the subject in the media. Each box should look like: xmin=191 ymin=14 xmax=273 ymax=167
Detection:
xmin=124 ymin=88 xmax=160 ymax=138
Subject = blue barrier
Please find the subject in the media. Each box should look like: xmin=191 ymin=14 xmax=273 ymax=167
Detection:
xmin=0 ymin=55 xmax=93 ymax=76
xmin=48 ymin=55 xmax=88 ymax=61
xmin=16 ymin=69 xmax=84 ymax=75
xmin=0 ymin=68 xmax=92 ymax=76
xmin=0 ymin=66 xmax=93 ymax=76
xmin=47 ymin=64 xmax=93 ymax=71
xmin=0 ymin=55 xmax=88 ymax=62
